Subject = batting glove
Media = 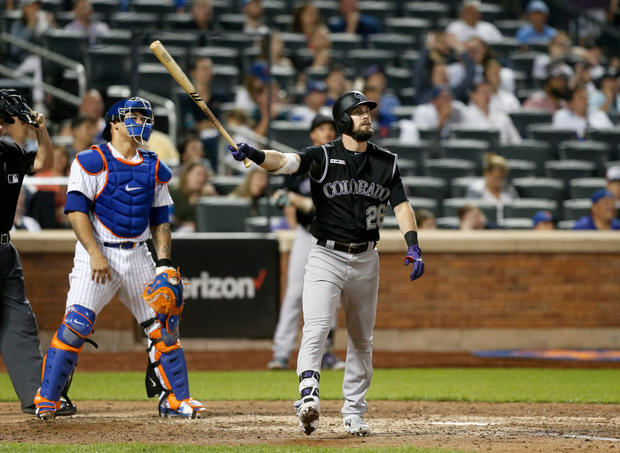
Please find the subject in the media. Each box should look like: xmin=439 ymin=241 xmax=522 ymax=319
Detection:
xmin=228 ymin=142 xmax=257 ymax=162
xmin=404 ymin=245 xmax=424 ymax=281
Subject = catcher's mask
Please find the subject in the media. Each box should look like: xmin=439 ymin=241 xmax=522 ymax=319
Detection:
xmin=102 ymin=97 xmax=154 ymax=144
xmin=332 ymin=91 xmax=376 ymax=135
xmin=0 ymin=88 xmax=38 ymax=128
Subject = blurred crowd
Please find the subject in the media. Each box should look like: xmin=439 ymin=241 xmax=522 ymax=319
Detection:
xmin=2 ymin=0 xmax=620 ymax=232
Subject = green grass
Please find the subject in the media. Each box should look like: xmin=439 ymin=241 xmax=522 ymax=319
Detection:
xmin=0 ymin=445 xmax=467 ymax=453
xmin=1 ymin=368 xmax=618 ymax=404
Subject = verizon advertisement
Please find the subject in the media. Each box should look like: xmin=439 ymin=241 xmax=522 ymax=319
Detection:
xmin=170 ymin=234 xmax=280 ymax=338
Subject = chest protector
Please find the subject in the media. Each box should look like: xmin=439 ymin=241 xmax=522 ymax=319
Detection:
xmin=93 ymin=144 xmax=158 ymax=238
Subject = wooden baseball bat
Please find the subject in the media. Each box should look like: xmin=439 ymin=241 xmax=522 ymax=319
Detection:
xmin=149 ymin=40 xmax=252 ymax=168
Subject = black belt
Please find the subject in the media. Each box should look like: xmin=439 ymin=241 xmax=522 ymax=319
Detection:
xmin=316 ymin=239 xmax=375 ymax=254
xmin=0 ymin=232 xmax=10 ymax=245
xmin=102 ymin=241 xmax=145 ymax=250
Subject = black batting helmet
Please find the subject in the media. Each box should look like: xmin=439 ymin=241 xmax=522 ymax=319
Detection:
xmin=332 ymin=91 xmax=377 ymax=134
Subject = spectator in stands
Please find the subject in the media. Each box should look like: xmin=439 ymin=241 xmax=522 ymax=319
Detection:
xmin=292 ymin=2 xmax=324 ymax=42
xmin=464 ymin=82 xmax=522 ymax=144
xmin=552 ymin=85 xmax=613 ymax=138
xmin=589 ymin=68 xmax=620 ymax=116
xmin=146 ymin=130 xmax=180 ymax=167
xmin=235 ymin=61 xmax=268 ymax=112
xmin=175 ymin=135 xmax=213 ymax=176
xmin=446 ymin=0 xmax=502 ymax=44
xmin=34 ymin=144 xmax=70 ymax=227
xmin=485 ymin=59 xmax=521 ymax=114
xmin=9 ymin=0 xmax=54 ymax=64
xmin=229 ymin=167 xmax=269 ymax=216
xmin=532 ymin=210 xmax=556 ymax=230
xmin=416 ymin=208 xmax=437 ymax=230
xmin=224 ymin=109 xmax=262 ymax=174
xmin=190 ymin=0 xmax=214 ymax=45
xmin=170 ymin=162 xmax=217 ymax=232
xmin=466 ymin=153 xmax=519 ymax=221
xmin=243 ymin=0 xmax=268 ymax=35
xmin=308 ymin=25 xmax=333 ymax=68
xmin=363 ymin=65 xmax=400 ymax=136
xmin=329 ymin=0 xmax=381 ymax=39
xmin=523 ymin=63 xmax=570 ymax=113
xmin=325 ymin=64 xmax=351 ymax=106
xmin=64 ymin=0 xmax=109 ymax=45
xmin=413 ymin=86 xmax=467 ymax=139
xmin=458 ymin=205 xmax=488 ymax=230
xmin=65 ymin=115 xmax=97 ymax=158
xmin=573 ymin=189 xmax=620 ymax=230
xmin=532 ymin=32 xmax=572 ymax=82
xmin=12 ymin=188 xmax=41 ymax=232
xmin=289 ymin=81 xmax=330 ymax=127
xmin=516 ymin=1 xmax=557 ymax=45
xmin=259 ymin=32 xmax=294 ymax=69
xmin=59 ymin=89 xmax=106 ymax=140
xmin=606 ymin=166 xmax=620 ymax=209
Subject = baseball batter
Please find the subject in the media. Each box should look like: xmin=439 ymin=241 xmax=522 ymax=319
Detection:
xmin=229 ymin=91 xmax=425 ymax=436
xmin=268 ymin=114 xmax=344 ymax=371
xmin=34 ymin=97 xmax=205 ymax=419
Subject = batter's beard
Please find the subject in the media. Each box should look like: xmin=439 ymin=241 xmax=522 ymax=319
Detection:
xmin=350 ymin=127 xmax=373 ymax=142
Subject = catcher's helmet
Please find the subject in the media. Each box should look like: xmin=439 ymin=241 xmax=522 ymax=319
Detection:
xmin=332 ymin=91 xmax=377 ymax=135
xmin=102 ymin=97 xmax=154 ymax=144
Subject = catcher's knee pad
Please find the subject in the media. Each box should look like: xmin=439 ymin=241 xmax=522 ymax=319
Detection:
xmin=39 ymin=305 xmax=96 ymax=404
xmin=144 ymin=320 xmax=190 ymax=402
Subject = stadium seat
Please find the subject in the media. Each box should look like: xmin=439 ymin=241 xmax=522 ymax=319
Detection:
xmin=495 ymin=19 xmax=528 ymax=36
xmin=381 ymin=216 xmax=399 ymax=229
xmin=96 ymin=29 xmax=132 ymax=46
xmin=43 ymin=29 xmax=89 ymax=62
xmin=505 ymin=159 xmax=537 ymax=180
xmin=508 ymin=51 xmax=541 ymax=83
xmin=211 ymin=176 xmax=245 ymax=195
xmin=138 ymin=64 xmax=175 ymax=98
xmin=91 ymin=0 xmax=120 ymax=18
xmin=504 ymin=199 xmax=558 ymax=219
xmin=195 ymin=198 xmax=252 ymax=232
xmin=218 ymin=13 xmax=246 ymax=31
xmin=110 ymin=12 xmax=160 ymax=30
xmin=329 ymin=33 xmax=363 ymax=52
xmin=162 ymin=13 xmax=194 ymax=30
xmin=144 ymin=31 xmax=199 ymax=50
xmin=403 ymin=2 xmax=449 ymax=25
xmin=490 ymin=37 xmax=520 ymax=57
xmin=262 ymin=0 xmax=287 ymax=20
xmin=244 ymin=216 xmax=287 ymax=233
xmin=391 ymin=106 xmax=416 ymax=121
xmin=191 ymin=47 xmax=239 ymax=67
xmin=279 ymin=32 xmax=307 ymax=51
xmin=497 ymin=140 xmax=552 ymax=176
xmin=380 ymin=138 xmax=430 ymax=168
xmin=435 ymin=216 xmax=460 ymax=229
xmin=271 ymin=14 xmax=293 ymax=30
xmin=211 ymin=33 xmax=260 ymax=51
xmin=139 ymin=45 xmax=187 ymax=70
xmin=348 ymin=49 xmax=396 ymax=72
xmin=508 ymin=111 xmax=552 ymax=138
xmin=498 ymin=218 xmax=533 ymax=229
xmin=545 ymin=160 xmax=596 ymax=184
xmin=401 ymin=176 xmax=448 ymax=201
xmin=359 ymin=1 xmax=397 ymax=22
xmin=409 ymin=197 xmax=439 ymax=217
xmin=587 ymin=129 xmax=620 ymax=161
xmin=559 ymin=141 xmax=609 ymax=176
xmin=450 ymin=176 xmax=481 ymax=198
xmin=569 ymin=178 xmax=607 ymax=199
xmin=562 ymin=199 xmax=591 ymax=221
xmin=557 ymin=219 xmax=576 ymax=229
xmin=398 ymin=159 xmax=417 ymax=177
xmin=442 ymin=198 xmax=498 ymax=221
xmin=385 ymin=67 xmax=413 ymax=92
xmin=86 ymin=46 xmax=133 ymax=91
xmin=257 ymin=198 xmax=284 ymax=217
xmin=211 ymin=65 xmax=240 ymax=98
xmin=451 ymin=127 xmax=500 ymax=150
xmin=424 ymin=159 xmax=476 ymax=179
xmin=271 ymin=121 xmax=313 ymax=150
xmin=384 ymin=17 xmax=430 ymax=43
xmin=26 ymin=191 xmax=56 ymax=229
xmin=271 ymin=66 xmax=297 ymax=92
xmin=131 ymin=0 xmax=175 ymax=15
xmin=369 ymin=34 xmax=416 ymax=52
xmin=527 ymin=125 xmax=578 ymax=156
xmin=512 ymin=177 xmax=565 ymax=202
xmin=440 ymin=139 xmax=490 ymax=170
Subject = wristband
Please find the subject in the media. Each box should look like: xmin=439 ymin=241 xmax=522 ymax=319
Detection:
xmin=404 ymin=230 xmax=418 ymax=247
xmin=156 ymin=258 xmax=174 ymax=268
xmin=251 ymin=149 xmax=266 ymax=164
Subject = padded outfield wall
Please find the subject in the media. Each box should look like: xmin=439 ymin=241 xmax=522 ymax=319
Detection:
xmin=11 ymin=230 xmax=620 ymax=352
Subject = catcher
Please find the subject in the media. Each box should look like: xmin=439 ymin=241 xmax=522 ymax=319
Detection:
xmin=34 ymin=97 xmax=205 ymax=419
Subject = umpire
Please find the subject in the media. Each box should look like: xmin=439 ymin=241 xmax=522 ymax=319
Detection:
xmin=0 ymin=89 xmax=73 ymax=414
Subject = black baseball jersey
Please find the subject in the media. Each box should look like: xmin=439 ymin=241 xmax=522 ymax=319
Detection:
xmin=283 ymin=174 xmax=314 ymax=227
xmin=0 ymin=140 xmax=35 ymax=233
xmin=295 ymin=137 xmax=407 ymax=243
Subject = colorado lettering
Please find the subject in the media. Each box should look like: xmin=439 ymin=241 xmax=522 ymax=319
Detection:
xmin=322 ymin=179 xmax=390 ymax=201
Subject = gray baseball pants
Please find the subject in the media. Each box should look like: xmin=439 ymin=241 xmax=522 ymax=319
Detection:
xmin=296 ymin=239 xmax=379 ymax=416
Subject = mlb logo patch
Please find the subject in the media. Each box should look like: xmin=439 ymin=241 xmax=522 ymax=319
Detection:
xmin=330 ymin=159 xmax=346 ymax=165
xmin=7 ymin=174 xmax=19 ymax=184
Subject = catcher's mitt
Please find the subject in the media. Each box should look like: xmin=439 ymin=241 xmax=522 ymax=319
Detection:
xmin=143 ymin=268 xmax=184 ymax=316
xmin=0 ymin=89 xmax=38 ymax=127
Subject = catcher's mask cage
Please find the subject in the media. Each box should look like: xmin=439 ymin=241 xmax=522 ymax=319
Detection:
xmin=0 ymin=88 xmax=38 ymax=128
xmin=102 ymin=97 xmax=154 ymax=145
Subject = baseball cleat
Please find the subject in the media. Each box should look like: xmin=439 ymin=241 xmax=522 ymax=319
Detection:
xmin=294 ymin=397 xmax=320 ymax=435
xmin=321 ymin=352 xmax=345 ymax=370
xmin=159 ymin=393 xmax=206 ymax=419
xmin=267 ymin=357 xmax=289 ymax=370
xmin=57 ymin=395 xmax=77 ymax=416
xmin=344 ymin=414 xmax=371 ymax=437
xmin=34 ymin=388 xmax=59 ymax=420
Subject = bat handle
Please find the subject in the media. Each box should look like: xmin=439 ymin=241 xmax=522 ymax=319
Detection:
xmin=225 ymin=139 xmax=253 ymax=168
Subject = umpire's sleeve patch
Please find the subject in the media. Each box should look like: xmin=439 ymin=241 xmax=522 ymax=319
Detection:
xmin=65 ymin=191 xmax=92 ymax=214
xmin=75 ymin=149 xmax=105 ymax=175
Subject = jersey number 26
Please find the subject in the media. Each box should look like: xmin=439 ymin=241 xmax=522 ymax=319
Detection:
xmin=366 ymin=204 xmax=386 ymax=230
